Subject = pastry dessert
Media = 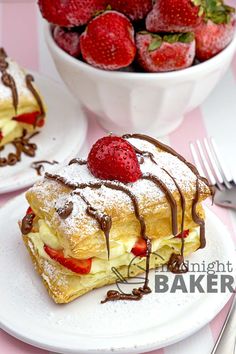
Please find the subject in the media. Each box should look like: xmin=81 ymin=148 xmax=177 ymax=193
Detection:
xmin=21 ymin=134 xmax=212 ymax=304
xmin=0 ymin=48 xmax=45 ymax=148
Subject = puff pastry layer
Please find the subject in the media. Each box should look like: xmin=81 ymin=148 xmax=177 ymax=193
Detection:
xmin=22 ymin=135 xmax=211 ymax=303
xmin=0 ymin=48 xmax=46 ymax=147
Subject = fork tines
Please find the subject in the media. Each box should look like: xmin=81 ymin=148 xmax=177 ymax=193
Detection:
xmin=190 ymin=138 xmax=234 ymax=191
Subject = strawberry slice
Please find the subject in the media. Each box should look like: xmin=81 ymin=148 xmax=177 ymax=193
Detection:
xmin=176 ymin=230 xmax=189 ymax=239
xmin=26 ymin=206 xmax=34 ymax=215
xmin=0 ymin=131 xmax=3 ymax=141
xmin=44 ymin=245 xmax=92 ymax=275
xmin=13 ymin=111 xmax=45 ymax=127
xmin=131 ymin=238 xmax=147 ymax=257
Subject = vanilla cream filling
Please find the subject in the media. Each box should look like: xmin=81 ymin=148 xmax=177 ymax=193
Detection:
xmin=0 ymin=116 xmax=31 ymax=147
xmin=27 ymin=219 xmax=200 ymax=275
xmin=0 ymin=108 xmax=41 ymax=147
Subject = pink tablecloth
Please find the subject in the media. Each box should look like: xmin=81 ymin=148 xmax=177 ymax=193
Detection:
xmin=0 ymin=2 xmax=236 ymax=354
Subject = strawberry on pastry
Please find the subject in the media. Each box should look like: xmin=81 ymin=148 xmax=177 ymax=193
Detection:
xmin=176 ymin=230 xmax=189 ymax=239
xmin=44 ymin=245 xmax=92 ymax=275
xmin=131 ymin=238 xmax=147 ymax=257
xmin=88 ymin=136 xmax=141 ymax=183
xmin=146 ymin=0 xmax=203 ymax=33
xmin=38 ymin=0 xmax=107 ymax=27
xmin=13 ymin=111 xmax=45 ymax=128
xmin=136 ymin=32 xmax=196 ymax=72
xmin=80 ymin=11 xmax=136 ymax=70
xmin=195 ymin=3 xmax=235 ymax=61
xmin=109 ymin=0 xmax=153 ymax=21
xmin=54 ymin=26 xmax=81 ymax=57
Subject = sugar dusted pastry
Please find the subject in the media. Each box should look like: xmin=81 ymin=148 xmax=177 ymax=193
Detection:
xmin=0 ymin=48 xmax=45 ymax=149
xmin=21 ymin=134 xmax=212 ymax=304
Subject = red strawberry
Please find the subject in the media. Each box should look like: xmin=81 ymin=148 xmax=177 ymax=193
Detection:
xmin=26 ymin=207 xmax=34 ymax=215
xmin=0 ymin=131 xmax=3 ymax=141
xmin=87 ymin=136 xmax=141 ymax=183
xmin=176 ymin=230 xmax=189 ymax=239
xmin=109 ymin=0 xmax=153 ymax=21
xmin=136 ymin=32 xmax=196 ymax=72
xmin=131 ymin=238 xmax=147 ymax=257
xmin=80 ymin=11 xmax=136 ymax=70
xmin=146 ymin=0 xmax=203 ymax=33
xmin=44 ymin=245 xmax=92 ymax=275
xmin=195 ymin=14 xmax=236 ymax=61
xmin=54 ymin=26 xmax=81 ymax=58
xmin=38 ymin=0 xmax=107 ymax=27
xmin=13 ymin=111 xmax=45 ymax=127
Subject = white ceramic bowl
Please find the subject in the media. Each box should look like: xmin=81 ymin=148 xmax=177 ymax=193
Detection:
xmin=45 ymin=24 xmax=236 ymax=136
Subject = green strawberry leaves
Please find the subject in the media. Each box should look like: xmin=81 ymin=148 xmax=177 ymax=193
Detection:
xmin=192 ymin=0 xmax=235 ymax=24
xmin=139 ymin=32 xmax=195 ymax=52
xmin=204 ymin=0 xmax=235 ymax=24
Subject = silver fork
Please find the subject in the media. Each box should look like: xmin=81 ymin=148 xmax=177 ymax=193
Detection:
xmin=190 ymin=137 xmax=236 ymax=210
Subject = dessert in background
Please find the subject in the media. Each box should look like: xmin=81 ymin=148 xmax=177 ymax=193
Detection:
xmin=38 ymin=0 xmax=235 ymax=72
xmin=0 ymin=48 xmax=46 ymax=166
xmin=20 ymin=134 xmax=212 ymax=304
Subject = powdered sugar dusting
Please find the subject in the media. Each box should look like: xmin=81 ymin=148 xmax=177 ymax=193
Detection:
xmin=29 ymin=137 xmax=208 ymax=239
xmin=0 ymin=58 xmax=38 ymax=104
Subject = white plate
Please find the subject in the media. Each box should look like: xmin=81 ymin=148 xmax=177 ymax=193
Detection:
xmin=0 ymin=196 xmax=235 ymax=354
xmin=0 ymin=72 xmax=87 ymax=194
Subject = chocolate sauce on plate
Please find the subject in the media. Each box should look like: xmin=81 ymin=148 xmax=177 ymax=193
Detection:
xmin=0 ymin=130 xmax=38 ymax=167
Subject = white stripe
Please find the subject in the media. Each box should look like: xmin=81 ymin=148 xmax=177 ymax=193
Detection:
xmin=165 ymin=325 xmax=214 ymax=354
xmin=201 ymin=68 xmax=236 ymax=180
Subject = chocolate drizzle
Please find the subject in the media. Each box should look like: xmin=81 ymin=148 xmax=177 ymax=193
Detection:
xmin=69 ymin=158 xmax=87 ymax=166
xmin=25 ymin=74 xmax=45 ymax=126
xmin=31 ymin=160 xmax=58 ymax=176
xmin=123 ymin=134 xmax=212 ymax=190
xmin=101 ymin=286 xmax=151 ymax=303
xmin=123 ymin=133 xmax=211 ymax=251
xmin=57 ymin=201 xmax=73 ymax=219
xmin=132 ymin=145 xmax=157 ymax=165
xmin=44 ymin=133 xmax=211 ymax=302
xmin=167 ymin=254 xmax=188 ymax=274
xmin=162 ymin=168 xmax=188 ymax=273
xmin=73 ymin=191 xmax=112 ymax=259
xmin=21 ymin=213 xmax=35 ymax=235
xmin=141 ymin=173 xmax=178 ymax=236
xmin=0 ymin=130 xmax=38 ymax=167
xmin=192 ymin=178 xmax=206 ymax=249
xmin=0 ymin=48 xmax=45 ymax=168
xmin=45 ymin=172 xmax=152 ymax=298
xmin=0 ymin=48 xmax=18 ymax=113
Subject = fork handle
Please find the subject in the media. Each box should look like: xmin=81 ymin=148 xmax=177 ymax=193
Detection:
xmin=211 ymin=294 xmax=236 ymax=354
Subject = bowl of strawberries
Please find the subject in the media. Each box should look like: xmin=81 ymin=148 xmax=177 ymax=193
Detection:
xmin=42 ymin=0 xmax=236 ymax=136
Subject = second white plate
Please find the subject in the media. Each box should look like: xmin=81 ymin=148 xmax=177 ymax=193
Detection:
xmin=0 ymin=195 xmax=235 ymax=354
xmin=0 ymin=72 xmax=87 ymax=194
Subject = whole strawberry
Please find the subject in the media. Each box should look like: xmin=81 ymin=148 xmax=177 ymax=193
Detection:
xmin=136 ymin=32 xmax=196 ymax=72
xmin=80 ymin=11 xmax=136 ymax=70
xmin=109 ymin=0 xmax=153 ymax=21
xmin=146 ymin=0 xmax=203 ymax=33
xmin=87 ymin=136 xmax=142 ymax=183
xmin=195 ymin=3 xmax=235 ymax=61
xmin=54 ymin=27 xmax=81 ymax=57
xmin=38 ymin=0 xmax=107 ymax=27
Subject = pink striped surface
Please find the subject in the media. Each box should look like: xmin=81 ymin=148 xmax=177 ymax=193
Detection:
xmin=0 ymin=2 xmax=236 ymax=354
